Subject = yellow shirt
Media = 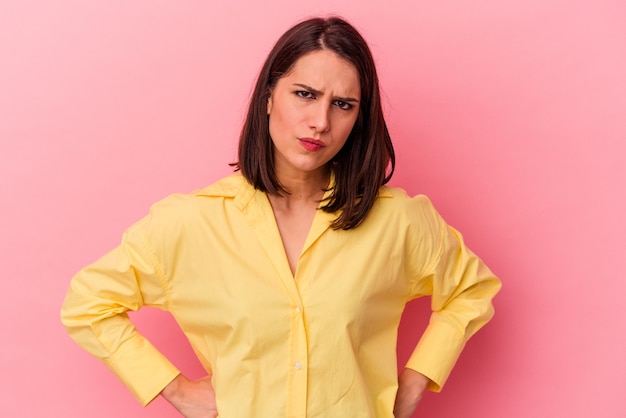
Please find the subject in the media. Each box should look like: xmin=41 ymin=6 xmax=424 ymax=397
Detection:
xmin=61 ymin=173 xmax=500 ymax=417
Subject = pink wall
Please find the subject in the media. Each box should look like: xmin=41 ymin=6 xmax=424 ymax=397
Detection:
xmin=1 ymin=1 xmax=624 ymax=416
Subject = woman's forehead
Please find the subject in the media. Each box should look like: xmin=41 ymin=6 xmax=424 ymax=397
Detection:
xmin=280 ymin=50 xmax=360 ymax=96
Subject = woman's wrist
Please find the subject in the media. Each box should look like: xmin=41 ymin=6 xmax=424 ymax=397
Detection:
xmin=160 ymin=373 xmax=185 ymax=402
xmin=399 ymin=368 xmax=430 ymax=396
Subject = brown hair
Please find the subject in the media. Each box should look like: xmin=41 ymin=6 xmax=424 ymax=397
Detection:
xmin=235 ymin=16 xmax=395 ymax=230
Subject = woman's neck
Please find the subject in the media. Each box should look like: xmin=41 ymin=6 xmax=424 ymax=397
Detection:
xmin=274 ymin=166 xmax=330 ymax=205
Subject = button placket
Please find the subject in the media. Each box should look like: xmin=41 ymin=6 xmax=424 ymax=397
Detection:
xmin=286 ymin=301 xmax=308 ymax=417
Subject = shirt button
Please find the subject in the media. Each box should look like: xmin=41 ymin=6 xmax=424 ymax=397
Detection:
xmin=294 ymin=362 xmax=302 ymax=370
xmin=295 ymin=307 xmax=301 ymax=313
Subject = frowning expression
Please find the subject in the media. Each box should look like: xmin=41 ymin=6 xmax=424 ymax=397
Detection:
xmin=267 ymin=50 xmax=361 ymax=178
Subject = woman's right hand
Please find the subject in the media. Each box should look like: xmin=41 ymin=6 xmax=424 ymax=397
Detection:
xmin=161 ymin=374 xmax=218 ymax=417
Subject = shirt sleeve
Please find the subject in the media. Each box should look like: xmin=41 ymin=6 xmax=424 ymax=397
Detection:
xmin=60 ymin=213 xmax=181 ymax=406
xmin=404 ymin=196 xmax=502 ymax=392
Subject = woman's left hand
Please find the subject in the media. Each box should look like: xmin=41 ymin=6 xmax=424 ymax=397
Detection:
xmin=393 ymin=368 xmax=430 ymax=418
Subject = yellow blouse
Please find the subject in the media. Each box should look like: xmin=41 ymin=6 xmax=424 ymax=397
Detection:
xmin=61 ymin=173 xmax=500 ymax=417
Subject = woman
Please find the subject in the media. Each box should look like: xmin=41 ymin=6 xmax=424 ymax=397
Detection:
xmin=61 ymin=16 xmax=501 ymax=417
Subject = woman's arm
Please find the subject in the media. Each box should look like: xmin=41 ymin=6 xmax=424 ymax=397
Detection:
xmin=405 ymin=195 xmax=502 ymax=392
xmin=60 ymin=215 xmax=180 ymax=405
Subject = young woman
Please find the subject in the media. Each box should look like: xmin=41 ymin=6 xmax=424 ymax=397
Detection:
xmin=61 ymin=16 xmax=501 ymax=418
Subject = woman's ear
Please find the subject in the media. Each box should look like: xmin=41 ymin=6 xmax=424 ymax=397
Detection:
xmin=267 ymin=95 xmax=273 ymax=115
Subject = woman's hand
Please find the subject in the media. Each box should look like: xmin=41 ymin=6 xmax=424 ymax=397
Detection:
xmin=393 ymin=368 xmax=430 ymax=418
xmin=161 ymin=374 xmax=218 ymax=418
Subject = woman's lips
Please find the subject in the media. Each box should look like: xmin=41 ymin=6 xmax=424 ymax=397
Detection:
xmin=298 ymin=137 xmax=325 ymax=152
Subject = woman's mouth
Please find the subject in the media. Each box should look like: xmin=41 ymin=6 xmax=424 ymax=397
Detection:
xmin=298 ymin=137 xmax=325 ymax=152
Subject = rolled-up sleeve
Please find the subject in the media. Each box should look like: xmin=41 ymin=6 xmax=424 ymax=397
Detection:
xmin=404 ymin=196 xmax=502 ymax=392
xmin=60 ymin=216 xmax=180 ymax=405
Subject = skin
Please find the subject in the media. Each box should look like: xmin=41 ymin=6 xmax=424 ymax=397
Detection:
xmin=160 ymin=49 xmax=431 ymax=417
xmin=161 ymin=375 xmax=217 ymax=418
xmin=394 ymin=368 xmax=431 ymax=418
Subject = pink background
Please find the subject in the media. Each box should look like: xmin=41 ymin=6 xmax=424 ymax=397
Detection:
xmin=1 ymin=1 xmax=624 ymax=417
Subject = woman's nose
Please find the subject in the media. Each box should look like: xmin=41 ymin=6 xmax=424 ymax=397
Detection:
xmin=308 ymin=102 xmax=330 ymax=133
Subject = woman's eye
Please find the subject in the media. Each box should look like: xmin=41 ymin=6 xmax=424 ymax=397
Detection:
xmin=296 ymin=90 xmax=315 ymax=99
xmin=334 ymin=100 xmax=354 ymax=111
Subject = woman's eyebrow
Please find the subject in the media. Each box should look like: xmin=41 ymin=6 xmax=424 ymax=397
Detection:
xmin=292 ymin=83 xmax=360 ymax=103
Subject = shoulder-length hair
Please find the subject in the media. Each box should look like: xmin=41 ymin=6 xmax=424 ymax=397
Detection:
xmin=235 ymin=16 xmax=395 ymax=230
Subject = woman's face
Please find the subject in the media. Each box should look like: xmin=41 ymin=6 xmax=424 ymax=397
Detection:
xmin=267 ymin=49 xmax=361 ymax=179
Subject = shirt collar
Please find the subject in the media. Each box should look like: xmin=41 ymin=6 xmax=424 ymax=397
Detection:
xmin=195 ymin=171 xmax=393 ymax=210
